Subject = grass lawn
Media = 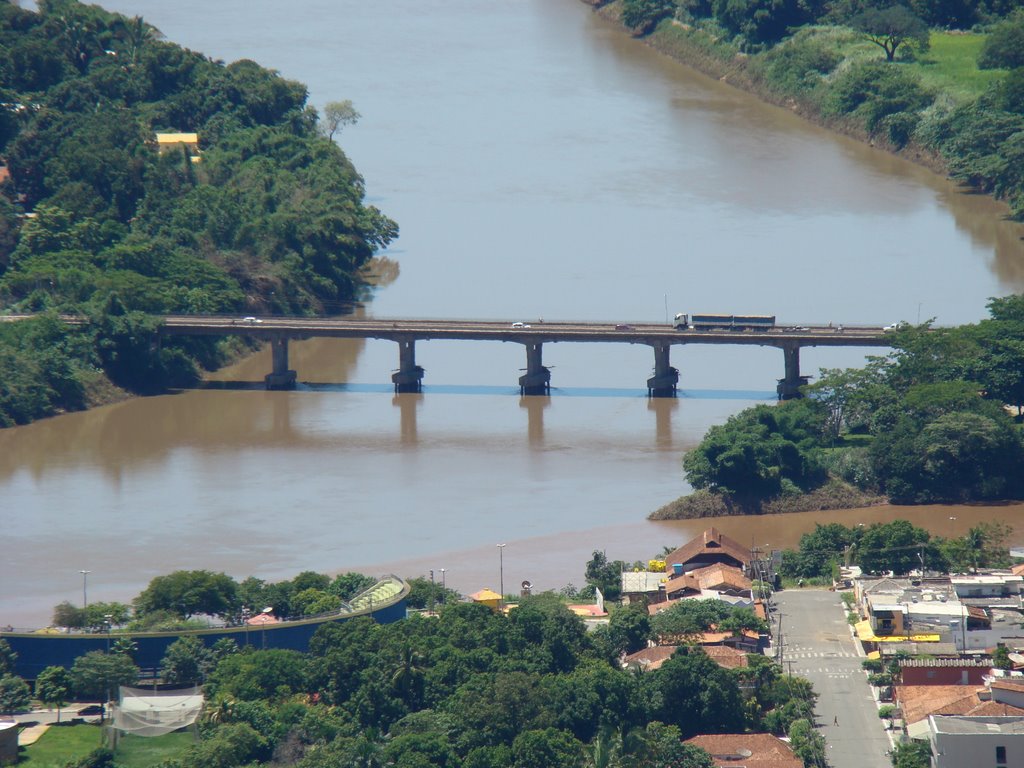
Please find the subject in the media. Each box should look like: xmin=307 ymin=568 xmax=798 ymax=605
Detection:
xmin=911 ymin=31 xmax=1005 ymax=101
xmin=116 ymin=731 xmax=193 ymax=767
xmin=19 ymin=724 xmax=192 ymax=767
xmin=18 ymin=723 xmax=103 ymax=767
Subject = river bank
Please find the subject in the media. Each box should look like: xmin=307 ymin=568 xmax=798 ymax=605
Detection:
xmin=649 ymin=480 xmax=888 ymax=520
xmin=584 ymin=1 xmax=957 ymax=180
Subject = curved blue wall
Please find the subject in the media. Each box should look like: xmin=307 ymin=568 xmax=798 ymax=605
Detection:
xmin=3 ymin=599 xmax=406 ymax=680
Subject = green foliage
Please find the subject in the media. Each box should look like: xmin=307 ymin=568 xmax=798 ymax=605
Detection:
xmin=825 ymin=60 xmax=933 ymax=133
xmin=134 ymin=570 xmax=239 ymax=619
xmin=621 ymin=0 xmax=677 ymax=33
xmin=993 ymin=644 xmax=1013 ymax=669
xmin=781 ymin=522 xmax=856 ymax=578
xmin=0 ymin=0 xmax=398 ymax=428
xmin=850 ymin=5 xmax=930 ymax=62
xmin=69 ymin=650 xmax=139 ymax=700
xmin=205 ymin=649 xmax=309 ymax=702
xmin=652 ymin=651 xmax=746 ymax=738
xmin=788 ymin=718 xmax=827 ymax=767
xmin=585 ymin=550 xmax=627 ymax=601
xmin=35 ymin=665 xmax=72 ymax=720
xmin=651 ymin=599 xmax=767 ymax=639
xmin=754 ymin=32 xmax=843 ymax=98
xmin=0 ymin=640 xmax=14 ymax=676
xmin=978 ymin=17 xmax=1024 ymax=69
xmin=713 ymin=0 xmax=815 ymax=47
xmin=161 ymin=635 xmax=215 ymax=685
xmin=0 ymin=673 xmax=30 ymax=714
xmin=683 ymin=401 xmax=827 ymax=502
xmin=891 ymin=739 xmax=933 ymax=768
xmin=857 ymin=519 xmax=933 ymax=575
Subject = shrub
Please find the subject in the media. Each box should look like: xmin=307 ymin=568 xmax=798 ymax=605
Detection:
xmin=978 ymin=18 xmax=1024 ymax=70
xmin=825 ymin=61 xmax=934 ymax=133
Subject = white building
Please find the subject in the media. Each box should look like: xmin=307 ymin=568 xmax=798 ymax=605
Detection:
xmin=928 ymin=716 xmax=1024 ymax=768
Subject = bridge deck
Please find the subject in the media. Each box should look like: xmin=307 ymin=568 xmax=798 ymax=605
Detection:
xmin=159 ymin=316 xmax=893 ymax=348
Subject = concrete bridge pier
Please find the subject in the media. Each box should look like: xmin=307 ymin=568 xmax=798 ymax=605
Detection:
xmin=391 ymin=340 xmax=425 ymax=393
xmin=646 ymin=344 xmax=679 ymax=397
xmin=777 ymin=343 xmax=809 ymax=400
xmin=265 ymin=336 xmax=297 ymax=390
xmin=518 ymin=343 xmax=551 ymax=395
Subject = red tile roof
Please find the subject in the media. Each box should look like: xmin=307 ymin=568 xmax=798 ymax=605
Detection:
xmin=663 ymin=527 xmax=751 ymax=572
xmin=685 ymin=733 xmax=802 ymax=768
xmin=703 ymin=645 xmax=751 ymax=669
xmin=622 ymin=645 xmax=678 ymax=671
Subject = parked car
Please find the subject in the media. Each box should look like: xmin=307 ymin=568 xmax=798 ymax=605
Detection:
xmin=511 ymin=322 xmax=530 ymax=328
xmin=77 ymin=705 xmax=103 ymax=716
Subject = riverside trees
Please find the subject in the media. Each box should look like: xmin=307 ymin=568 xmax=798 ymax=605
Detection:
xmin=0 ymin=0 xmax=397 ymax=428
xmin=677 ymin=298 xmax=1024 ymax=512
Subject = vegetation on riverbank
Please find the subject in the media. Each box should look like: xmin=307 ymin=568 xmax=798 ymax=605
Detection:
xmin=0 ymin=0 xmax=396 ymax=428
xmin=590 ymin=0 xmax=1024 ymax=218
xmin=652 ymin=296 xmax=1024 ymax=519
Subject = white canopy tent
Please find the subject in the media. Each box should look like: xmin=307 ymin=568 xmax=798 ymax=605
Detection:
xmin=109 ymin=685 xmax=203 ymax=741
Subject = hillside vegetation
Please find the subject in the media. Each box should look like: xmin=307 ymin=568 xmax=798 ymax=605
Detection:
xmin=0 ymin=0 xmax=397 ymax=426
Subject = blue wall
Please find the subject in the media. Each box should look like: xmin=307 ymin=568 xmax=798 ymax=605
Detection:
xmin=3 ymin=599 xmax=406 ymax=680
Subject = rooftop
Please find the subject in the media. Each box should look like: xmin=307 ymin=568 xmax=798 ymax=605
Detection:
xmin=931 ymin=715 xmax=1024 ymax=734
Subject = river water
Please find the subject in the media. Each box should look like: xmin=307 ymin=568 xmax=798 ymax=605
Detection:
xmin=3 ymin=0 xmax=1024 ymax=627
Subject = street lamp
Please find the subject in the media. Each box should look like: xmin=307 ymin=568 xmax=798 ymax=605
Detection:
xmin=497 ymin=544 xmax=506 ymax=608
xmin=439 ymin=569 xmax=447 ymax=606
xmin=429 ymin=570 xmax=435 ymax=615
xmin=79 ymin=570 xmax=91 ymax=609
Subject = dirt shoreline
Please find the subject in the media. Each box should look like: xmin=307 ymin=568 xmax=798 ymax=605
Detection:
xmin=582 ymin=1 xmax=951 ymax=177
xmin=649 ymin=483 xmax=889 ymax=520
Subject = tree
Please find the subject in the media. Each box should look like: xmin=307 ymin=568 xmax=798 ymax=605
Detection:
xmin=621 ymin=0 xmax=676 ymax=34
xmin=585 ymin=550 xmax=627 ymax=601
xmin=511 ymin=727 xmax=585 ymax=768
xmin=161 ymin=635 xmax=214 ymax=685
xmin=134 ymin=569 xmax=239 ymax=619
xmin=53 ymin=600 xmax=87 ymax=629
xmin=653 ymin=651 xmax=745 ymax=738
xmin=70 ymin=651 xmax=139 ymax=703
xmin=0 ymin=640 xmax=17 ymax=676
xmin=856 ymin=520 xmax=932 ymax=575
xmin=36 ymin=665 xmax=72 ymax=722
xmin=319 ymin=99 xmax=360 ymax=141
xmin=0 ymin=674 xmax=30 ymax=715
xmin=891 ymin=739 xmax=932 ymax=768
xmin=787 ymin=718 xmax=827 ymax=767
xmin=850 ymin=5 xmax=930 ymax=62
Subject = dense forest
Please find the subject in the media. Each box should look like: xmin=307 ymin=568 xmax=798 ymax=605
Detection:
xmin=652 ymin=295 xmax=1024 ymax=517
xmin=0 ymin=0 xmax=397 ymax=427
xmin=603 ymin=0 xmax=1024 ymax=218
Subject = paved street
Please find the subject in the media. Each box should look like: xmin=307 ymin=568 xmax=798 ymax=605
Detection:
xmin=770 ymin=589 xmax=893 ymax=768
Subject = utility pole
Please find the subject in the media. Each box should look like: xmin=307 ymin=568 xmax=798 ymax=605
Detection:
xmin=775 ymin=610 xmax=784 ymax=664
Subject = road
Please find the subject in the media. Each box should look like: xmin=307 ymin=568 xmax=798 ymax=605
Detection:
xmin=771 ymin=588 xmax=893 ymax=768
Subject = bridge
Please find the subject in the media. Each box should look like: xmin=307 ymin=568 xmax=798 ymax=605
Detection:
xmin=159 ymin=315 xmax=895 ymax=398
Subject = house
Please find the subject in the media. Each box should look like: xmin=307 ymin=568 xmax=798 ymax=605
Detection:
xmin=154 ymin=132 xmax=201 ymax=162
xmin=685 ymin=733 xmax=802 ymax=768
xmin=898 ymin=657 xmax=993 ymax=687
xmin=622 ymin=645 xmax=678 ymax=672
xmin=898 ymin=677 xmax=1024 ymax=738
xmin=926 ymin=716 xmax=1024 ymax=768
xmin=663 ymin=527 xmax=751 ymax=574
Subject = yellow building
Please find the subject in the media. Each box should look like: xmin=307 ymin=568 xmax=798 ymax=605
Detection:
xmin=155 ymin=132 xmax=200 ymax=162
